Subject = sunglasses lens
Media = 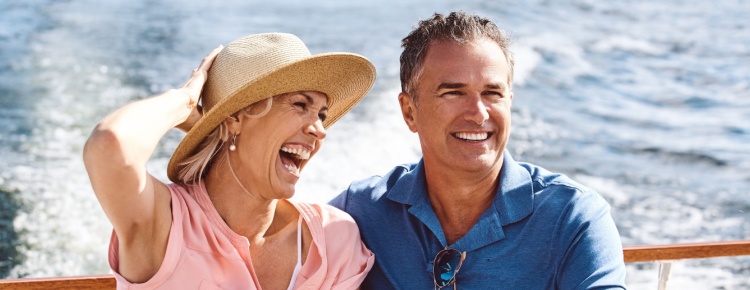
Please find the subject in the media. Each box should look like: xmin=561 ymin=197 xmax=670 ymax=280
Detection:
xmin=433 ymin=249 xmax=462 ymax=287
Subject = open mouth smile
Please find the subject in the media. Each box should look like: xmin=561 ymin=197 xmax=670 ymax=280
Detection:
xmin=279 ymin=145 xmax=311 ymax=175
xmin=453 ymin=132 xmax=492 ymax=141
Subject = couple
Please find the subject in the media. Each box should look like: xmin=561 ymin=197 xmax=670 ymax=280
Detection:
xmin=84 ymin=11 xmax=626 ymax=290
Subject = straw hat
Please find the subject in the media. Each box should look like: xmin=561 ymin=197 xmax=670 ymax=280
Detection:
xmin=167 ymin=33 xmax=376 ymax=182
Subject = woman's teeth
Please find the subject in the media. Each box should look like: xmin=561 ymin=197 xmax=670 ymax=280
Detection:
xmin=280 ymin=145 xmax=310 ymax=175
xmin=454 ymin=132 xmax=489 ymax=141
xmin=280 ymin=146 xmax=311 ymax=160
xmin=283 ymin=163 xmax=300 ymax=175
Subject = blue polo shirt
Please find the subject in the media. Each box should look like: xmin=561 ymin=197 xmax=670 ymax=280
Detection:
xmin=330 ymin=151 xmax=626 ymax=289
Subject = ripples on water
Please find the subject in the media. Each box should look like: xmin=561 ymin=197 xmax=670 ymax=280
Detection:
xmin=0 ymin=0 xmax=748 ymax=288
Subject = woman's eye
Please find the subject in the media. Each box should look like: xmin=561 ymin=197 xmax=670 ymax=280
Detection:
xmin=293 ymin=102 xmax=307 ymax=110
xmin=318 ymin=113 xmax=327 ymax=122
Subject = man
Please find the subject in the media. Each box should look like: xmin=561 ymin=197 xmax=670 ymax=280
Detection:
xmin=330 ymin=11 xmax=626 ymax=289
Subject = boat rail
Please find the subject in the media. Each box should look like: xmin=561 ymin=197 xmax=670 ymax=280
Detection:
xmin=624 ymin=240 xmax=750 ymax=290
xmin=624 ymin=239 xmax=750 ymax=262
xmin=0 ymin=240 xmax=748 ymax=289
xmin=0 ymin=275 xmax=115 ymax=289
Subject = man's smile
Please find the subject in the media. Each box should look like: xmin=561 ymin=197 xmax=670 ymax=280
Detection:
xmin=452 ymin=132 xmax=492 ymax=141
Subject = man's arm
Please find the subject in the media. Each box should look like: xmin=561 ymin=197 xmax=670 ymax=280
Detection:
xmin=557 ymin=191 xmax=627 ymax=290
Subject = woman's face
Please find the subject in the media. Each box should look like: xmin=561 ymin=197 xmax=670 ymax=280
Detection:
xmin=232 ymin=91 xmax=328 ymax=200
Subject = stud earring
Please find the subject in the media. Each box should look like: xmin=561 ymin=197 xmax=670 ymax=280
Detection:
xmin=229 ymin=134 xmax=237 ymax=151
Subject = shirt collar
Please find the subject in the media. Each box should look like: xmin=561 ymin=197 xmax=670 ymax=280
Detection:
xmin=384 ymin=151 xmax=534 ymax=249
xmin=385 ymin=160 xmax=425 ymax=206
xmin=385 ymin=161 xmax=449 ymax=244
xmin=494 ymin=151 xmax=535 ymax=225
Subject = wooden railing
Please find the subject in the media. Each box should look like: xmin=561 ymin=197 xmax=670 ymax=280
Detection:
xmin=0 ymin=275 xmax=115 ymax=289
xmin=624 ymin=240 xmax=750 ymax=262
xmin=623 ymin=240 xmax=750 ymax=290
xmin=0 ymin=240 xmax=747 ymax=289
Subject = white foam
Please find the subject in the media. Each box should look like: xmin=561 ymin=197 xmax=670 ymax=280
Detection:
xmin=511 ymin=44 xmax=542 ymax=87
xmin=515 ymin=32 xmax=595 ymax=87
xmin=591 ymin=35 xmax=666 ymax=56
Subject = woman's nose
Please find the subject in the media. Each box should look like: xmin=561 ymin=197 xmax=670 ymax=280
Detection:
xmin=305 ymin=119 xmax=327 ymax=140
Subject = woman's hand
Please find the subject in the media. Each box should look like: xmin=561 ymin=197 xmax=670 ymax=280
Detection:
xmin=176 ymin=45 xmax=224 ymax=132
xmin=83 ymin=44 xmax=225 ymax=283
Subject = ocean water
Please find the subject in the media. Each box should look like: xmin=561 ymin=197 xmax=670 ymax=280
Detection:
xmin=0 ymin=0 xmax=748 ymax=288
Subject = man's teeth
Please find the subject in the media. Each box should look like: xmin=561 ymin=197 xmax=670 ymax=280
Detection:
xmin=455 ymin=132 xmax=488 ymax=141
xmin=280 ymin=146 xmax=311 ymax=160
xmin=284 ymin=163 xmax=300 ymax=175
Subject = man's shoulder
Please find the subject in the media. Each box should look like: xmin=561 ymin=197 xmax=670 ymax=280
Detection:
xmin=519 ymin=162 xmax=590 ymax=194
xmin=329 ymin=162 xmax=419 ymax=218
xmin=346 ymin=162 xmax=418 ymax=199
xmin=518 ymin=161 xmax=611 ymax=216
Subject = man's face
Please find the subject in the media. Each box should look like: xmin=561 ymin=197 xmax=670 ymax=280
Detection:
xmin=399 ymin=38 xmax=513 ymax=175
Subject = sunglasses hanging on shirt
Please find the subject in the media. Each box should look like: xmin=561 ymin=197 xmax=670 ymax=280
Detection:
xmin=433 ymin=247 xmax=466 ymax=290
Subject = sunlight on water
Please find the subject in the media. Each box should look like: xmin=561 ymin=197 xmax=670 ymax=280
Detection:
xmin=0 ymin=0 xmax=748 ymax=288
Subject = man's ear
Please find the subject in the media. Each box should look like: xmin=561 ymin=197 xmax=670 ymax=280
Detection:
xmin=398 ymin=92 xmax=418 ymax=133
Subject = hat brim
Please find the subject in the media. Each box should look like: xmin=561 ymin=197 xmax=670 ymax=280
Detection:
xmin=167 ymin=53 xmax=375 ymax=182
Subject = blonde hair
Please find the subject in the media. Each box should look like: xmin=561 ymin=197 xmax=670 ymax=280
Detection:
xmin=176 ymin=97 xmax=273 ymax=184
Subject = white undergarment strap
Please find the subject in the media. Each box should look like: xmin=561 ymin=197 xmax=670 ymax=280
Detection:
xmin=286 ymin=216 xmax=303 ymax=290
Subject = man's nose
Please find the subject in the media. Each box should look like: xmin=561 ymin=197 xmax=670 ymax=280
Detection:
xmin=464 ymin=93 xmax=490 ymax=124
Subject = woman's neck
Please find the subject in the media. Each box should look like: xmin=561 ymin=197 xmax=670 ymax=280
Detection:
xmin=204 ymin=158 xmax=282 ymax=240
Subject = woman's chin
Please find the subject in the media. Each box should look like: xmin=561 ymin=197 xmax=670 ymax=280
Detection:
xmin=272 ymin=167 xmax=302 ymax=199
xmin=275 ymin=185 xmax=297 ymax=200
xmin=283 ymin=191 xmax=296 ymax=199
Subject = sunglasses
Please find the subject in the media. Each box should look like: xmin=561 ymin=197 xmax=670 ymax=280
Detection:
xmin=433 ymin=247 xmax=467 ymax=290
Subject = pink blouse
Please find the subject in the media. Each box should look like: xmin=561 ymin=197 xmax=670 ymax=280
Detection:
xmin=108 ymin=183 xmax=374 ymax=290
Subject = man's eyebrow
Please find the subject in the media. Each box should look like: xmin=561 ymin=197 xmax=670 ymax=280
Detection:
xmin=486 ymin=83 xmax=507 ymax=90
xmin=299 ymin=92 xmax=329 ymax=111
xmin=436 ymin=82 xmax=466 ymax=91
xmin=435 ymin=82 xmax=508 ymax=92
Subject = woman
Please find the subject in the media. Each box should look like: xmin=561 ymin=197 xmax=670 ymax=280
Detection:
xmin=83 ymin=33 xmax=375 ymax=289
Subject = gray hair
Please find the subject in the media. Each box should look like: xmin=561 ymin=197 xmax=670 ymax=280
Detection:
xmin=400 ymin=11 xmax=515 ymax=98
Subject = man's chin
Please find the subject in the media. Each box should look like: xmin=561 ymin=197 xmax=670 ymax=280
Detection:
xmin=462 ymin=152 xmax=504 ymax=167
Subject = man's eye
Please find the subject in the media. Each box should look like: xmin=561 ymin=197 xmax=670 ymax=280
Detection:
xmin=441 ymin=91 xmax=462 ymax=98
xmin=483 ymin=91 xmax=504 ymax=98
xmin=318 ymin=113 xmax=327 ymax=122
xmin=294 ymin=102 xmax=307 ymax=109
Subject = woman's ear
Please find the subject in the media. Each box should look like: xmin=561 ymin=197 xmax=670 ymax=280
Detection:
xmin=398 ymin=92 xmax=418 ymax=133
xmin=221 ymin=115 xmax=241 ymax=140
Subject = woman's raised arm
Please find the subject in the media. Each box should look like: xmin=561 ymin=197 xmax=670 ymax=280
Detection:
xmin=82 ymin=45 xmax=222 ymax=282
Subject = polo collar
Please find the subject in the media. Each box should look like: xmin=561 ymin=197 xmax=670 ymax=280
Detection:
xmin=385 ymin=160 xmax=425 ymax=206
xmin=494 ymin=151 xmax=535 ymax=226
xmin=385 ymin=151 xmax=534 ymax=250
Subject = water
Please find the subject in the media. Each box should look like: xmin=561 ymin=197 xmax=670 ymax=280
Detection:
xmin=0 ymin=0 xmax=748 ymax=288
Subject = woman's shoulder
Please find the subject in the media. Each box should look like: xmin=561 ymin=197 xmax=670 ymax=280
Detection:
xmin=292 ymin=201 xmax=358 ymax=230
xmin=165 ymin=182 xmax=191 ymax=196
xmin=291 ymin=201 xmax=364 ymax=249
xmin=292 ymin=201 xmax=374 ymax=284
xmin=165 ymin=183 xmax=207 ymax=209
